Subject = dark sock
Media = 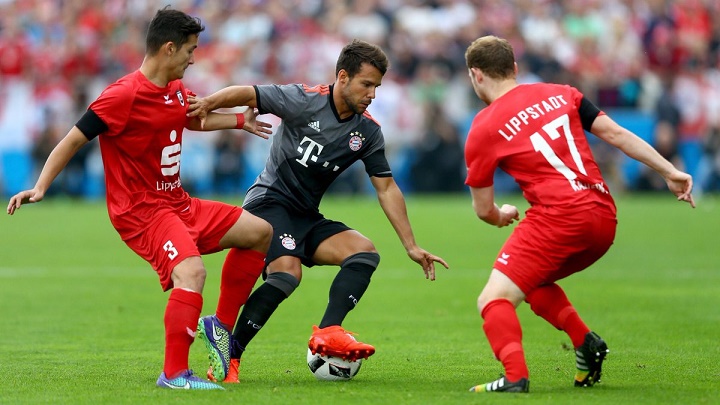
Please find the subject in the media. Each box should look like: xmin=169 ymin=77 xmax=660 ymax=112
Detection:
xmin=231 ymin=283 xmax=287 ymax=358
xmin=319 ymin=253 xmax=378 ymax=328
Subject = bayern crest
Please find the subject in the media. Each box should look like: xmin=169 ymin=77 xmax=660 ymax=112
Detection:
xmin=280 ymin=234 xmax=296 ymax=250
xmin=348 ymin=131 xmax=364 ymax=151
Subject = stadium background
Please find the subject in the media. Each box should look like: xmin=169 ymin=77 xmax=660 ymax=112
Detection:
xmin=1 ymin=0 xmax=719 ymax=198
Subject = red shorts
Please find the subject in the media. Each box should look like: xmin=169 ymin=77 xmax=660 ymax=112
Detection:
xmin=493 ymin=204 xmax=617 ymax=295
xmin=123 ymin=197 xmax=242 ymax=291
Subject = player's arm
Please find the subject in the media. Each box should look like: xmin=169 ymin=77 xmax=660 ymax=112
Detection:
xmin=185 ymin=108 xmax=272 ymax=139
xmin=370 ymin=176 xmax=449 ymax=280
xmin=590 ymin=114 xmax=695 ymax=207
xmin=187 ymin=85 xmax=258 ymax=129
xmin=469 ymin=185 xmax=519 ymax=228
xmin=7 ymin=127 xmax=89 ymax=214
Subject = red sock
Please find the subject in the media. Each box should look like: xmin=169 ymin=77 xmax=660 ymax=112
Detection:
xmin=215 ymin=248 xmax=266 ymax=329
xmin=525 ymin=283 xmax=590 ymax=348
xmin=164 ymin=288 xmax=203 ymax=378
xmin=481 ymin=298 xmax=528 ymax=381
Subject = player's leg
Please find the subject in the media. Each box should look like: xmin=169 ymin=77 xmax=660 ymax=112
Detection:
xmin=206 ymin=256 xmax=302 ymax=383
xmin=524 ymin=207 xmax=616 ymax=388
xmin=124 ymin=213 xmax=222 ymax=389
xmin=187 ymin=200 xmax=271 ymax=383
xmin=159 ymin=256 xmax=223 ymax=389
xmin=555 ymin=210 xmax=616 ymax=387
xmin=525 ymin=283 xmax=590 ymax=349
xmin=312 ymin=230 xmax=378 ymax=327
xmin=308 ymin=228 xmax=379 ymax=361
xmin=215 ymin=209 xmax=273 ymax=327
xmin=469 ymin=269 xmax=529 ymax=393
xmin=231 ymin=256 xmax=303 ymax=357
xmin=524 ymin=283 xmax=608 ymax=387
xmin=211 ymin=201 xmax=306 ymax=382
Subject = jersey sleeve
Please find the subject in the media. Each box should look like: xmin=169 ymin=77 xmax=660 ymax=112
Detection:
xmin=362 ymin=148 xmax=392 ymax=177
xmin=87 ymin=81 xmax=134 ymax=137
xmin=360 ymin=126 xmax=392 ymax=177
xmin=464 ymin=125 xmax=498 ymax=188
xmin=254 ymin=84 xmax=309 ymax=122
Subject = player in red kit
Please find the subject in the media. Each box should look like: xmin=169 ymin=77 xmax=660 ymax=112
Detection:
xmin=6 ymin=7 xmax=273 ymax=390
xmin=463 ymin=36 xmax=695 ymax=393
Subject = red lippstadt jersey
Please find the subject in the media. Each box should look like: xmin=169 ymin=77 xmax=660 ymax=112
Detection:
xmin=89 ymin=70 xmax=193 ymax=239
xmin=465 ymin=83 xmax=616 ymax=212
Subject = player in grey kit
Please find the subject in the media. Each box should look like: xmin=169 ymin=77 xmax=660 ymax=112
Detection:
xmin=190 ymin=39 xmax=449 ymax=383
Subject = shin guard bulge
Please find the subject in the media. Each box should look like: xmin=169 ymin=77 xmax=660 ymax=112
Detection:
xmin=164 ymin=288 xmax=203 ymax=378
xmin=481 ymin=298 xmax=528 ymax=381
xmin=216 ymin=248 xmax=266 ymax=329
xmin=320 ymin=252 xmax=379 ymax=328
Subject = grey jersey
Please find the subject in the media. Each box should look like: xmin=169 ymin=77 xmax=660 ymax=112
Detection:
xmin=244 ymin=83 xmax=392 ymax=213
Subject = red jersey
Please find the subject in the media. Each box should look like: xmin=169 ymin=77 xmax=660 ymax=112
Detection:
xmin=465 ymin=83 xmax=616 ymax=212
xmin=89 ymin=70 xmax=193 ymax=239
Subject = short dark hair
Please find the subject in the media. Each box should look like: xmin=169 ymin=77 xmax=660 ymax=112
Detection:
xmin=465 ymin=35 xmax=515 ymax=80
xmin=336 ymin=39 xmax=389 ymax=78
xmin=145 ymin=6 xmax=205 ymax=55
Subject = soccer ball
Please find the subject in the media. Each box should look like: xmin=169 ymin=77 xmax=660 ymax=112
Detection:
xmin=306 ymin=349 xmax=362 ymax=381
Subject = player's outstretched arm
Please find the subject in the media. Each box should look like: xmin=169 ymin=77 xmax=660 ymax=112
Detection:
xmin=186 ymin=86 xmax=257 ymax=129
xmin=7 ymin=127 xmax=89 ymax=215
xmin=370 ymin=176 xmax=449 ymax=281
xmin=186 ymin=108 xmax=272 ymax=139
xmin=591 ymin=114 xmax=695 ymax=208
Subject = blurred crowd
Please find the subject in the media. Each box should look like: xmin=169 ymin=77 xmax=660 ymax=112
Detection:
xmin=1 ymin=0 xmax=719 ymax=199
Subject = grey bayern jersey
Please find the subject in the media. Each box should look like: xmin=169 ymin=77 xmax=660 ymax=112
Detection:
xmin=244 ymin=83 xmax=392 ymax=213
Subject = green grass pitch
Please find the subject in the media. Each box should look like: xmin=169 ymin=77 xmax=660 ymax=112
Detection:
xmin=1 ymin=193 xmax=718 ymax=404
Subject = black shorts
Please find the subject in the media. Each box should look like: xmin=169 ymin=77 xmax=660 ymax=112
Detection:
xmin=243 ymin=197 xmax=351 ymax=267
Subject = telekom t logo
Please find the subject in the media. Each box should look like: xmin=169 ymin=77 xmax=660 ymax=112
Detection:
xmin=295 ymin=136 xmax=324 ymax=167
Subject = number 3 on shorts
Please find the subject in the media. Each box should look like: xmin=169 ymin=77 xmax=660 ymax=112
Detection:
xmin=163 ymin=240 xmax=179 ymax=260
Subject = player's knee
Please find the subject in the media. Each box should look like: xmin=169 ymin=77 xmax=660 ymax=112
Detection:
xmin=477 ymin=290 xmax=502 ymax=313
xmin=172 ymin=261 xmax=207 ymax=291
xmin=357 ymin=239 xmax=377 ymax=253
xmin=477 ymin=295 xmax=491 ymax=313
xmin=257 ymin=219 xmax=273 ymax=251
xmin=265 ymin=271 xmax=300 ymax=298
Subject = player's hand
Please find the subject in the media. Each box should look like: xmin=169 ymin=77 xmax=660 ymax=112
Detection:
xmin=496 ymin=204 xmax=519 ymax=227
xmin=665 ymin=170 xmax=695 ymax=208
xmin=7 ymin=188 xmax=44 ymax=215
xmin=187 ymin=96 xmax=210 ymax=129
xmin=242 ymin=108 xmax=273 ymax=139
xmin=407 ymin=247 xmax=449 ymax=281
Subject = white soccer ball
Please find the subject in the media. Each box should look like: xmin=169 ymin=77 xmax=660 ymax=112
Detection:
xmin=306 ymin=348 xmax=362 ymax=381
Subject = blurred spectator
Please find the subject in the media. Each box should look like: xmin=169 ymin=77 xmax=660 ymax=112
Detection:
xmin=31 ymin=108 xmax=90 ymax=197
xmin=409 ymin=103 xmax=465 ymax=193
xmin=699 ymin=129 xmax=720 ymax=192
xmin=637 ymin=75 xmax=682 ymax=191
xmin=2 ymin=0 xmax=720 ymax=197
xmin=672 ymin=57 xmax=709 ymax=183
xmin=213 ymin=129 xmax=248 ymax=195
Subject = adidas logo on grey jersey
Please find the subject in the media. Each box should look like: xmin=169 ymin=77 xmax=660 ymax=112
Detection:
xmin=308 ymin=121 xmax=320 ymax=132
